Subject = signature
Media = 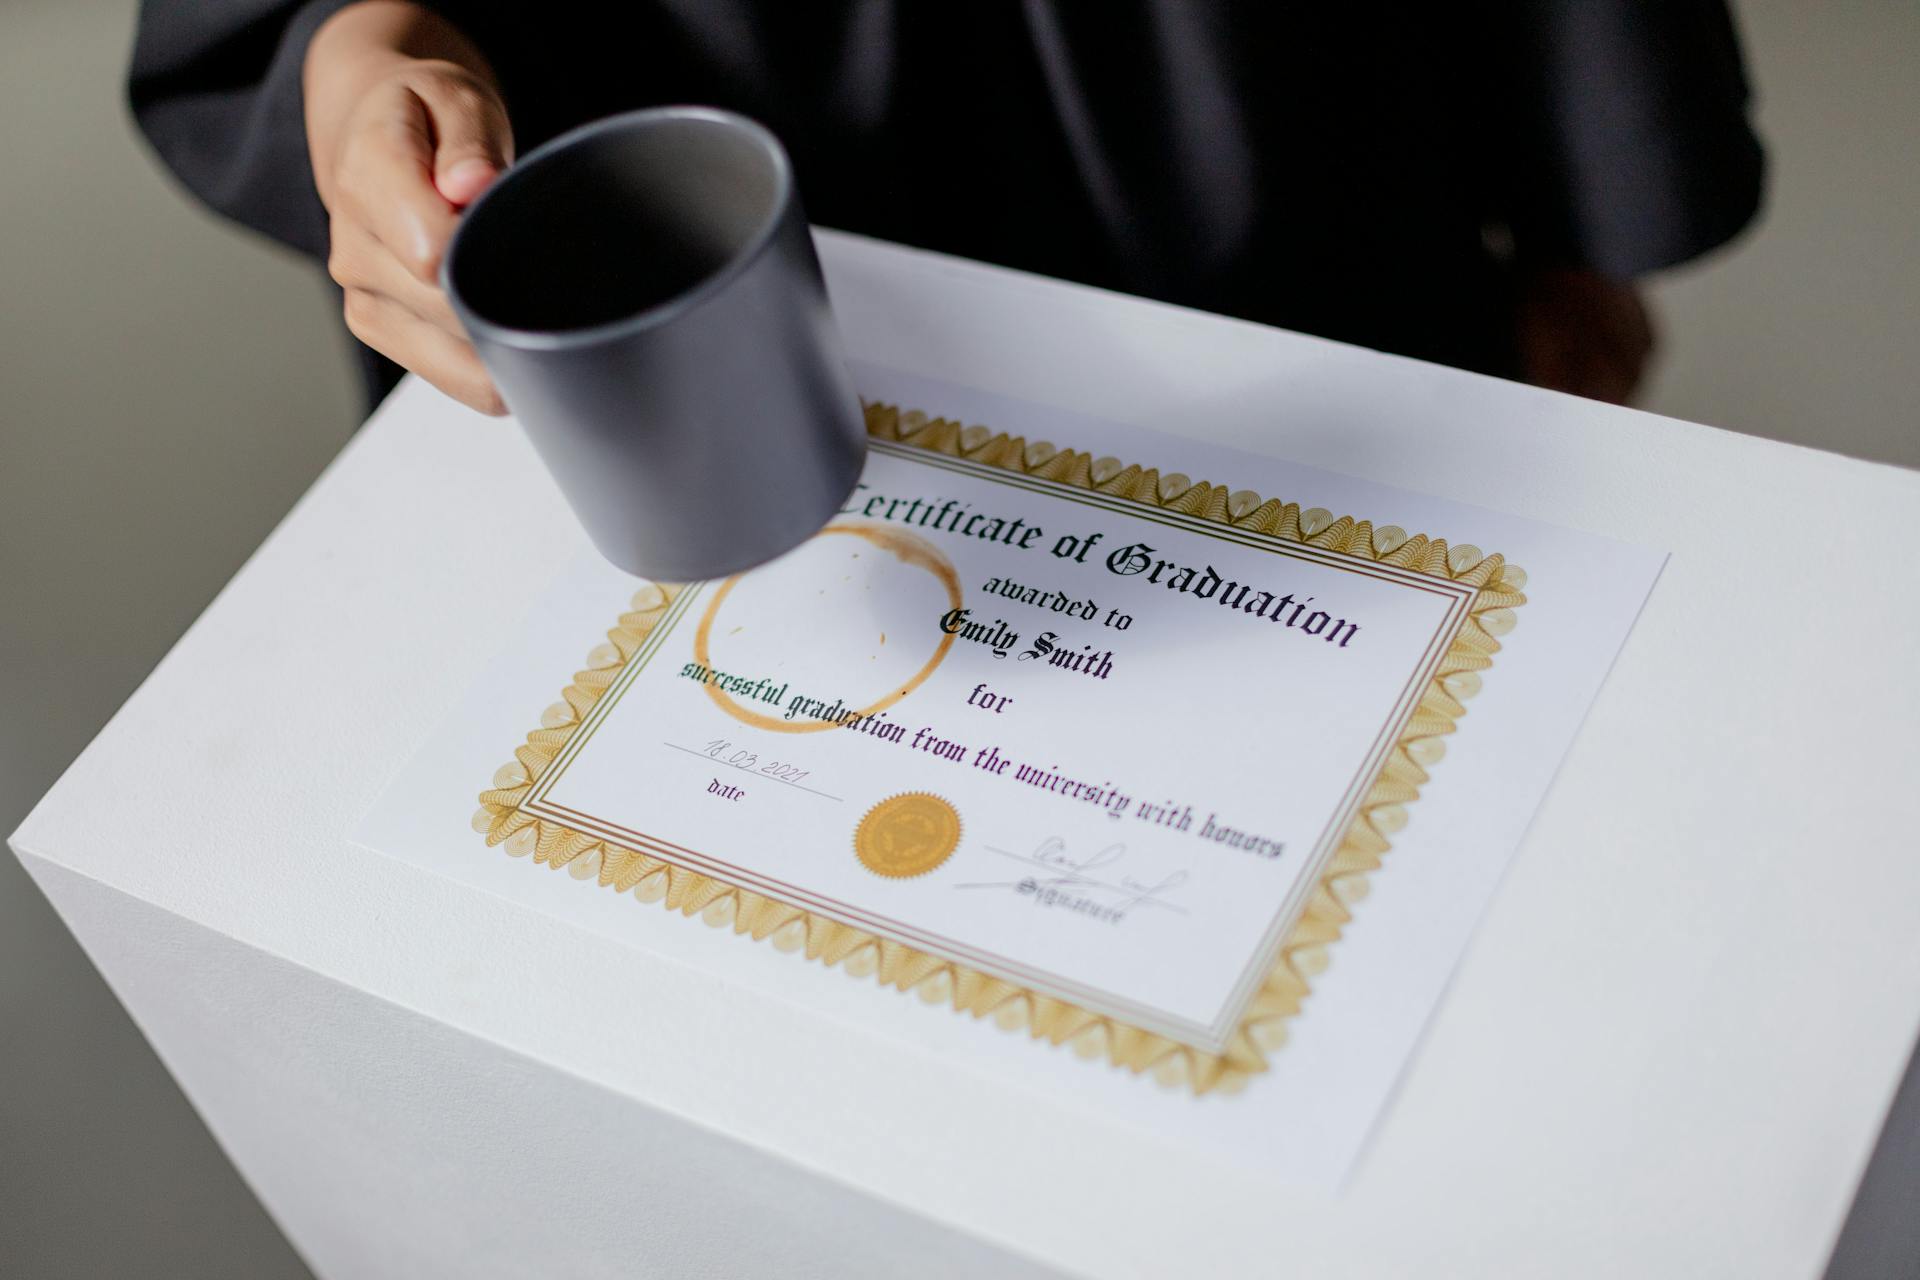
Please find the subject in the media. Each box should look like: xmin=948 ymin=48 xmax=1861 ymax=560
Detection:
xmin=956 ymin=837 xmax=1189 ymax=915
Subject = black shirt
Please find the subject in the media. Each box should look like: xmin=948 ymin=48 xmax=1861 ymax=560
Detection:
xmin=129 ymin=1 xmax=1764 ymax=396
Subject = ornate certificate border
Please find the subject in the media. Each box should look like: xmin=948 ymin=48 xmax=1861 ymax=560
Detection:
xmin=471 ymin=403 xmax=1527 ymax=1096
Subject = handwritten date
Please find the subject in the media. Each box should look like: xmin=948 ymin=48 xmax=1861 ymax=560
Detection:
xmin=701 ymin=739 xmax=810 ymax=784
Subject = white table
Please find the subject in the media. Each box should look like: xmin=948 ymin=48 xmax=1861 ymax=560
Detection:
xmin=14 ymin=232 xmax=1920 ymax=1279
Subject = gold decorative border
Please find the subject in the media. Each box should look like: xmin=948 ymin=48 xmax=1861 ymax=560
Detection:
xmin=470 ymin=402 xmax=1528 ymax=1096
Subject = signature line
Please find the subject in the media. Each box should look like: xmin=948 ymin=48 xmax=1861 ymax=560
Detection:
xmin=970 ymin=846 xmax=1190 ymax=914
xmin=662 ymin=742 xmax=843 ymax=802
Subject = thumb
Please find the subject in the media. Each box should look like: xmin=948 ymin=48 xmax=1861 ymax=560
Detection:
xmin=414 ymin=71 xmax=513 ymax=207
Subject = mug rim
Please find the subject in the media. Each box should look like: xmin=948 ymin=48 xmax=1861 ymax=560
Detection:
xmin=441 ymin=105 xmax=795 ymax=352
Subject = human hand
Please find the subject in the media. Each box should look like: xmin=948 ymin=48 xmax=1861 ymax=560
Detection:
xmin=1515 ymin=267 xmax=1657 ymax=407
xmin=304 ymin=2 xmax=512 ymax=414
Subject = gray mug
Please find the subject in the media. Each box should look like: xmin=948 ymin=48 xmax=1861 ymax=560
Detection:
xmin=443 ymin=106 xmax=866 ymax=581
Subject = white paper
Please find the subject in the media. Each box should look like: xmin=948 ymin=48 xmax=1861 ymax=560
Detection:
xmin=358 ymin=362 xmax=1665 ymax=1185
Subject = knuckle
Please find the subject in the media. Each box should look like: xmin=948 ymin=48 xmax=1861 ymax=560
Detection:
xmin=414 ymin=61 xmax=483 ymax=100
xmin=403 ymin=241 xmax=445 ymax=283
xmin=325 ymin=243 xmax=356 ymax=289
xmin=445 ymin=81 xmax=487 ymax=115
xmin=331 ymin=140 xmax=379 ymax=204
xmin=342 ymin=290 xmax=377 ymax=335
xmin=413 ymin=63 xmax=505 ymax=127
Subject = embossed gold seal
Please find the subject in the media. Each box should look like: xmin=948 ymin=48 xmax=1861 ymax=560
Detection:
xmin=855 ymin=792 xmax=962 ymax=879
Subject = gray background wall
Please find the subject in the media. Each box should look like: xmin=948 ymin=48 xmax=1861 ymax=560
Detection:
xmin=1 ymin=2 xmax=1913 ymax=1276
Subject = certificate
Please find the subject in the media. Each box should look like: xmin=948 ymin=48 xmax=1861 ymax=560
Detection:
xmin=465 ymin=393 xmax=1524 ymax=1095
xmin=359 ymin=363 xmax=1662 ymax=1177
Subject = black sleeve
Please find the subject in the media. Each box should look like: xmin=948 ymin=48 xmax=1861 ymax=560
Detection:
xmin=128 ymin=0 xmax=366 ymax=261
xmin=127 ymin=1 xmax=581 ymax=410
xmin=1498 ymin=0 xmax=1766 ymax=276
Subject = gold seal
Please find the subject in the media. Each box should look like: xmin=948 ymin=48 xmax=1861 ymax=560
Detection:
xmin=855 ymin=792 xmax=962 ymax=879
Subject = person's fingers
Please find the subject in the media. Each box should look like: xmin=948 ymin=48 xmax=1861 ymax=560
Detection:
xmin=1608 ymin=287 xmax=1657 ymax=375
xmin=343 ymin=289 xmax=506 ymax=416
xmin=1577 ymin=352 xmax=1637 ymax=406
xmin=1551 ymin=336 xmax=1639 ymax=405
xmin=1516 ymin=269 xmax=1657 ymax=405
xmin=1517 ymin=312 xmax=1577 ymax=395
xmin=1587 ymin=283 xmax=1655 ymax=405
xmin=327 ymin=218 xmax=464 ymax=338
xmin=1527 ymin=335 xmax=1630 ymax=405
xmin=405 ymin=62 xmax=513 ymax=206
xmin=331 ymin=66 xmax=511 ymax=283
xmin=330 ymin=83 xmax=461 ymax=285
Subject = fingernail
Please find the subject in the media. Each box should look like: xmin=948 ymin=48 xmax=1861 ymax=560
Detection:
xmin=444 ymin=158 xmax=495 ymax=185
